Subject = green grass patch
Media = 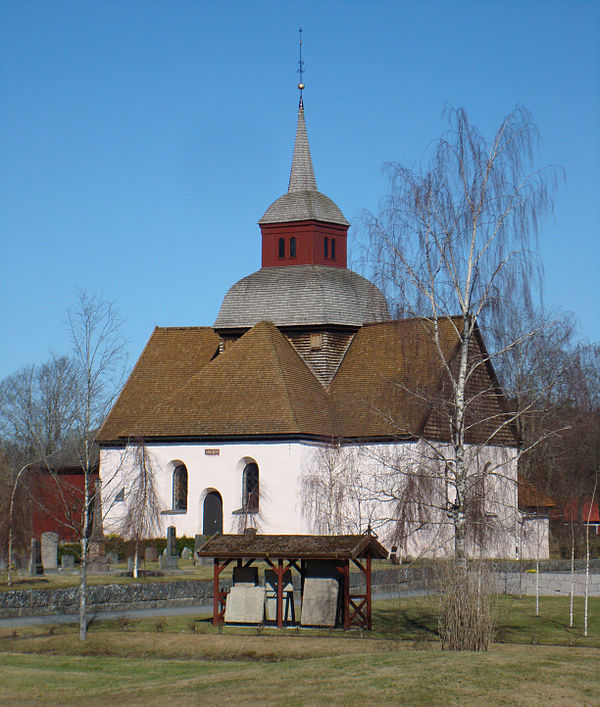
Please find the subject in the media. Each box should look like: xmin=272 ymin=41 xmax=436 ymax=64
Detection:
xmin=0 ymin=595 xmax=599 ymax=703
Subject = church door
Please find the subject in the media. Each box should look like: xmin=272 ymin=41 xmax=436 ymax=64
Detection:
xmin=203 ymin=491 xmax=223 ymax=535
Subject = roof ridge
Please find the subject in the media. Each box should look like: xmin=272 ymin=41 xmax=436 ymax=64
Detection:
xmin=263 ymin=321 xmax=301 ymax=430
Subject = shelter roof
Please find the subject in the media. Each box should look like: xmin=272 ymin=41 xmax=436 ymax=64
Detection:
xmin=196 ymin=532 xmax=389 ymax=559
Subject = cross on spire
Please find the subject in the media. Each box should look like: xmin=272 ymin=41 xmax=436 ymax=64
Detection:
xmin=297 ymin=27 xmax=304 ymax=102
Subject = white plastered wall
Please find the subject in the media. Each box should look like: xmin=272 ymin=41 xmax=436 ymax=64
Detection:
xmin=100 ymin=441 xmax=315 ymax=539
xmin=100 ymin=437 xmax=549 ymax=559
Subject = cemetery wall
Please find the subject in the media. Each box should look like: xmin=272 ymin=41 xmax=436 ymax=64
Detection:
xmin=2 ymin=563 xmax=600 ymax=618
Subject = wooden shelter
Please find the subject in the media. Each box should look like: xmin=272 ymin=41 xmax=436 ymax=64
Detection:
xmin=196 ymin=531 xmax=388 ymax=630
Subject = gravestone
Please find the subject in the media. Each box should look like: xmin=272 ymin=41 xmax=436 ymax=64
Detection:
xmin=88 ymin=481 xmax=108 ymax=572
xmin=41 ymin=532 xmax=59 ymax=573
xmin=127 ymin=556 xmax=134 ymax=572
xmin=144 ymin=545 xmax=158 ymax=562
xmin=166 ymin=526 xmax=177 ymax=556
xmin=300 ymin=578 xmax=339 ymax=627
xmin=181 ymin=547 xmax=192 ymax=560
xmin=224 ymin=586 xmax=265 ymax=624
xmin=106 ymin=551 xmax=119 ymax=565
xmin=29 ymin=538 xmax=43 ymax=575
xmin=61 ymin=553 xmax=75 ymax=569
xmin=194 ymin=534 xmax=210 ymax=566
xmin=159 ymin=526 xmax=179 ymax=569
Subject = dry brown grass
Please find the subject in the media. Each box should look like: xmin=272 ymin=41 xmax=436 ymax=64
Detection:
xmin=0 ymin=641 xmax=598 ymax=705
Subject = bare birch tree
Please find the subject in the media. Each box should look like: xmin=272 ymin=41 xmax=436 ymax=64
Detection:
xmin=67 ymin=289 xmax=127 ymax=641
xmin=363 ymin=105 xmax=561 ymax=561
xmin=119 ymin=439 xmax=162 ymax=578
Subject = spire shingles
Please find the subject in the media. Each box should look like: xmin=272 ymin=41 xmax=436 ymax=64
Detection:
xmin=288 ymin=99 xmax=317 ymax=193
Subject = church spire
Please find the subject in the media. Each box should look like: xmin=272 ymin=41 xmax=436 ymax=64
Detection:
xmin=288 ymin=99 xmax=317 ymax=193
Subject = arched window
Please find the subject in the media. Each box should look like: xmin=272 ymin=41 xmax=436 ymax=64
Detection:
xmin=243 ymin=462 xmax=259 ymax=512
xmin=278 ymin=237 xmax=285 ymax=258
xmin=173 ymin=464 xmax=188 ymax=511
xmin=324 ymin=237 xmax=329 ymax=258
xmin=289 ymin=237 xmax=296 ymax=258
xmin=331 ymin=238 xmax=336 ymax=260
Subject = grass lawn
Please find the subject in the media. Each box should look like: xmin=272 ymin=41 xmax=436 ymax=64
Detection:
xmin=0 ymin=596 xmax=598 ymax=704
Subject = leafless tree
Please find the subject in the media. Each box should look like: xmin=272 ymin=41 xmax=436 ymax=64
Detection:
xmin=0 ymin=355 xmax=79 ymax=584
xmin=0 ymin=291 xmax=126 ymax=624
xmin=362 ymin=105 xmax=561 ymax=561
xmin=302 ymin=444 xmax=378 ymax=535
xmin=119 ymin=439 xmax=162 ymax=578
xmin=67 ymin=288 xmax=127 ymax=641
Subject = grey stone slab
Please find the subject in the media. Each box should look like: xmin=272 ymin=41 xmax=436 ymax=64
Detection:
xmin=166 ymin=526 xmax=177 ymax=556
xmin=159 ymin=555 xmax=178 ymax=571
xmin=300 ymin=578 xmax=339 ymax=627
xmin=41 ymin=532 xmax=59 ymax=572
xmin=181 ymin=547 xmax=192 ymax=560
xmin=224 ymin=586 xmax=265 ymax=624
xmin=107 ymin=551 xmax=120 ymax=565
xmin=144 ymin=546 xmax=158 ymax=562
xmin=61 ymin=554 xmax=75 ymax=569
xmin=30 ymin=539 xmax=43 ymax=575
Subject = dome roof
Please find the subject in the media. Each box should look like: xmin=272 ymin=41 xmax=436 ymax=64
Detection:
xmin=259 ymin=190 xmax=349 ymax=226
xmin=214 ymin=265 xmax=390 ymax=330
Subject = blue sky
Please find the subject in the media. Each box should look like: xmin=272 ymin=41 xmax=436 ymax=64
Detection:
xmin=1 ymin=1 xmax=598 ymax=380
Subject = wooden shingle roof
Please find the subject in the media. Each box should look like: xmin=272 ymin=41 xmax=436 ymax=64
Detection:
xmin=96 ymin=327 xmax=219 ymax=442
xmin=97 ymin=321 xmax=334 ymax=443
xmin=330 ymin=319 xmax=458 ymax=439
xmin=97 ymin=317 xmax=517 ymax=447
xmin=196 ymin=532 xmax=389 ymax=559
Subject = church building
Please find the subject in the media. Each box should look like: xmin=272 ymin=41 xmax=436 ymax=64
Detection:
xmin=97 ymin=95 xmax=549 ymax=559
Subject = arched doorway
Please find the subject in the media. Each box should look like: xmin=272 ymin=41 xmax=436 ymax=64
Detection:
xmin=203 ymin=491 xmax=223 ymax=535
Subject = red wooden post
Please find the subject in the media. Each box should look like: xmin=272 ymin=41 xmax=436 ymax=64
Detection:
xmin=212 ymin=558 xmax=220 ymax=626
xmin=343 ymin=560 xmax=350 ymax=630
xmin=366 ymin=554 xmax=372 ymax=630
xmin=277 ymin=559 xmax=284 ymax=629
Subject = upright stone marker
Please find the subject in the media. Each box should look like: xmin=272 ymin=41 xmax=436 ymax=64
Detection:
xmin=29 ymin=538 xmax=43 ymax=575
xmin=194 ymin=534 xmax=210 ymax=566
xmin=40 ymin=532 xmax=59 ymax=573
xmin=224 ymin=586 xmax=265 ymax=624
xmin=300 ymin=578 xmax=339 ymax=627
xmin=88 ymin=481 xmax=108 ymax=571
xmin=159 ymin=527 xmax=178 ymax=570
xmin=166 ymin=526 xmax=177 ymax=556
xmin=61 ymin=553 xmax=75 ymax=569
xmin=144 ymin=545 xmax=158 ymax=562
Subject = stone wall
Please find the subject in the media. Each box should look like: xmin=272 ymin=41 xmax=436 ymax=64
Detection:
xmin=2 ymin=563 xmax=599 ymax=619
xmin=0 ymin=580 xmax=221 ymax=619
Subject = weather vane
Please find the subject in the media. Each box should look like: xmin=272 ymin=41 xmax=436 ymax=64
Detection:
xmin=297 ymin=28 xmax=305 ymax=99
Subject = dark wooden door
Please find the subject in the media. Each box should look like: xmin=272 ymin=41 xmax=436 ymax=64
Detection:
xmin=203 ymin=491 xmax=223 ymax=535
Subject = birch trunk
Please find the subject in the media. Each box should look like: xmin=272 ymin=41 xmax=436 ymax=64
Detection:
xmin=569 ymin=528 xmax=575 ymax=628
xmin=535 ymin=560 xmax=539 ymax=616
